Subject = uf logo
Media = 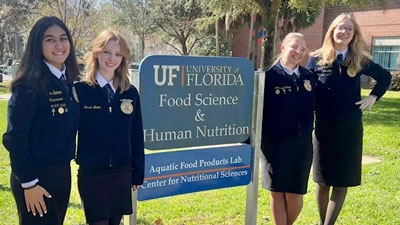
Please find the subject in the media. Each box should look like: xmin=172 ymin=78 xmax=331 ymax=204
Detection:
xmin=153 ymin=65 xmax=180 ymax=86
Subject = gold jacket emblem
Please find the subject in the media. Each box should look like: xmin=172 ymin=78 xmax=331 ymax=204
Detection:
xmin=304 ymin=80 xmax=312 ymax=91
xmin=120 ymin=99 xmax=134 ymax=114
xmin=347 ymin=66 xmax=357 ymax=77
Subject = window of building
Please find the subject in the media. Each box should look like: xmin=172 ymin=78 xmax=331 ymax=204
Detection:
xmin=372 ymin=37 xmax=400 ymax=71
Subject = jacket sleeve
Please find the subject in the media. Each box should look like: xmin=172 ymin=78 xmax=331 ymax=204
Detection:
xmin=306 ymin=56 xmax=317 ymax=72
xmin=306 ymin=56 xmax=320 ymax=82
xmin=130 ymin=87 xmax=145 ymax=185
xmin=360 ymin=60 xmax=392 ymax=100
xmin=2 ymin=84 xmax=38 ymax=183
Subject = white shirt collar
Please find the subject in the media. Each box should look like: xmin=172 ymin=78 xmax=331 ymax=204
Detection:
xmin=335 ymin=48 xmax=348 ymax=59
xmin=43 ymin=60 xmax=66 ymax=79
xmin=280 ymin=60 xmax=300 ymax=77
xmin=96 ymin=71 xmax=115 ymax=93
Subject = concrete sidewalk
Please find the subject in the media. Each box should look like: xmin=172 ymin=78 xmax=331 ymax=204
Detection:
xmin=0 ymin=74 xmax=12 ymax=101
xmin=0 ymin=93 xmax=11 ymax=101
xmin=362 ymin=155 xmax=381 ymax=164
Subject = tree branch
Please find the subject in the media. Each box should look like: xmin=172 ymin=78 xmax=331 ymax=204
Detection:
xmin=162 ymin=40 xmax=184 ymax=55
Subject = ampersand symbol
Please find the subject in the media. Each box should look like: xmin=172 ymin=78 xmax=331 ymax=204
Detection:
xmin=194 ymin=109 xmax=205 ymax=122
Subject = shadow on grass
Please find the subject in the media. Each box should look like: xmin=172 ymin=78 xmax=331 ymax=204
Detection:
xmin=0 ymin=183 xmax=11 ymax=192
xmin=363 ymin=98 xmax=400 ymax=126
xmin=136 ymin=218 xmax=154 ymax=225
xmin=68 ymin=202 xmax=83 ymax=209
xmin=374 ymin=97 xmax=400 ymax=109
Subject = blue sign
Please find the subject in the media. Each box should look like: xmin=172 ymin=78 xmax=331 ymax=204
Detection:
xmin=138 ymin=144 xmax=252 ymax=201
xmin=140 ymin=56 xmax=254 ymax=150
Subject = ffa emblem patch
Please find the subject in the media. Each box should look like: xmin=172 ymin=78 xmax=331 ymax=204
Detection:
xmin=304 ymin=80 xmax=312 ymax=91
xmin=120 ymin=99 xmax=134 ymax=114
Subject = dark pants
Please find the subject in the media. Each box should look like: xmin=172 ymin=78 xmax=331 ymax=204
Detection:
xmin=10 ymin=163 xmax=71 ymax=225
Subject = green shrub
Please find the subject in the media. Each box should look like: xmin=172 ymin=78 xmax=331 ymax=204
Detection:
xmin=370 ymin=71 xmax=400 ymax=91
xmin=389 ymin=72 xmax=400 ymax=91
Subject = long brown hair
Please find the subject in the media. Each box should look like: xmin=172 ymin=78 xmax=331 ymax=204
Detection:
xmin=11 ymin=16 xmax=79 ymax=91
xmin=84 ymin=29 xmax=131 ymax=92
xmin=311 ymin=14 xmax=371 ymax=76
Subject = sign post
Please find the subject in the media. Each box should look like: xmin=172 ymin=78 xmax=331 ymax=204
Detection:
xmin=245 ymin=72 xmax=265 ymax=225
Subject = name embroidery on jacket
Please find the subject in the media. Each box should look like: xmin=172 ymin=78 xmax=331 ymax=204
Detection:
xmin=84 ymin=105 xmax=102 ymax=110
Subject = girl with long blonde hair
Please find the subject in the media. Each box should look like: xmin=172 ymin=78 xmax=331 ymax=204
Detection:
xmin=74 ymin=29 xmax=144 ymax=225
xmin=307 ymin=14 xmax=391 ymax=225
xmin=261 ymin=32 xmax=314 ymax=225
xmin=84 ymin=29 xmax=132 ymax=92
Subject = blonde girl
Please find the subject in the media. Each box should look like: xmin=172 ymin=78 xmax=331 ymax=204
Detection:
xmin=307 ymin=14 xmax=391 ymax=225
xmin=74 ymin=29 xmax=144 ymax=225
xmin=261 ymin=32 xmax=314 ymax=225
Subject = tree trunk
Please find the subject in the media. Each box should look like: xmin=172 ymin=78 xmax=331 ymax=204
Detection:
xmin=181 ymin=39 xmax=189 ymax=55
xmin=140 ymin=34 xmax=145 ymax=61
xmin=260 ymin=0 xmax=281 ymax=70
xmin=247 ymin=13 xmax=254 ymax=60
xmin=215 ymin=20 xmax=220 ymax=56
xmin=0 ymin=33 xmax=5 ymax=64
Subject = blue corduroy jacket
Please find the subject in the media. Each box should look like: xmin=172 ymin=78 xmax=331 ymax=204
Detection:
xmin=307 ymin=56 xmax=392 ymax=122
xmin=3 ymin=67 xmax=78 ymax=183
xmin=262 ymin=62 xmax=315 ymax=137
xmin=74 ymin=82 xmax=145 ymax=185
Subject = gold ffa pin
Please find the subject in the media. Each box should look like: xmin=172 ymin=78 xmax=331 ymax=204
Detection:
xmin=120 ymin=99 xmax=134 ymax=114
xmin=303 ymin=80 xmax=312 ymax=91
xmin=347 ymin=66 xmax=357 ymax=77
xmin=58 ymin=107 xmax=65 ymax=114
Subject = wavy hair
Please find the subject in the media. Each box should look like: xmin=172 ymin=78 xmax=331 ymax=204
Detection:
xmin=311 ymin=13 xmax=371 ymax=76
xmin=84 ymin=29 xmax=131 ymax=92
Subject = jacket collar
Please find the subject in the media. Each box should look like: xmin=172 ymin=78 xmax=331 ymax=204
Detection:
xmin=43 ymin=60 xmax=66 ymax=79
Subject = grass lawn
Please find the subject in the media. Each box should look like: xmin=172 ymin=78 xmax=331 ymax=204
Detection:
xmin=0 ymin=82 xmax=10 ymax=95
xmin=0 ymin=89 xmax=399 ymax=225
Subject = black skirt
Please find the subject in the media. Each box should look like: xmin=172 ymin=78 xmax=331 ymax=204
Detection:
xmin=313 ymin=118 xmax=363 ymax=187
xmin=78 ymin=164 xmax=132 ymax=223
xmin=261 ymin=134 xmax=313 ymax=194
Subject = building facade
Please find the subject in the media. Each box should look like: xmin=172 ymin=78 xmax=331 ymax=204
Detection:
xmin=233 ymin=1 xmax=400 ymax=73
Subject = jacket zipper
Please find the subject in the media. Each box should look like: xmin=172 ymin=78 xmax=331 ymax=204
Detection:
xmin=109 ymin=104 xmax=112 ymax=167
xmin=293 ymin=77 xmax=300 ymax=135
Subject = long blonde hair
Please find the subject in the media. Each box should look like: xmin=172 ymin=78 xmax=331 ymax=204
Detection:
xmin=84 ymin=29 xmax=131 ymax=92
xmin=272 ymin=32 xmax=306 ymax=66
xmin=311 ymin=14 xmax=371 ymax=76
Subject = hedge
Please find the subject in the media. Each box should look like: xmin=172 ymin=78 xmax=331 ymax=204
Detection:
xmin=370 ymin=71 xmax=400 ymax=91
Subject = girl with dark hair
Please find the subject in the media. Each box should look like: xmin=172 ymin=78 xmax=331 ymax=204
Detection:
xmin=73 ymin=29 xmax=144 ymax=225
xmin=2 ymin=16 xmax=79 ymax=225
xmin=307 ymin=14 xmax=391 ymax=225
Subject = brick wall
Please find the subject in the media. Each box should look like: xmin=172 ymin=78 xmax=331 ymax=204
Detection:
xmin=231 ymin=21 xmax=263 ymax=70
xmin=298 ymin=7 xmax=326 ymax=66
xmin=232 ymin=1 xmax=400 ymax=74
xmin=324 ymin=4 xmax=400 ymax=86
xmin=352 ymin=9 xmax=400 ymax=50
